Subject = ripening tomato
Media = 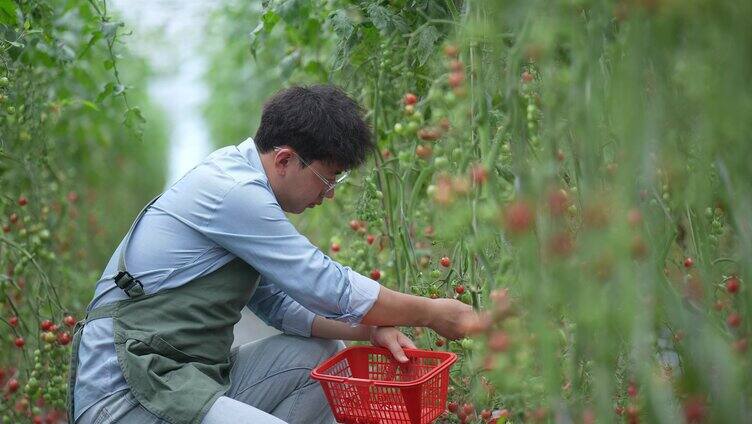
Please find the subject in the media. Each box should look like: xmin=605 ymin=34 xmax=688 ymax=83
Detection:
xmin=627 ymin=383 xmax=638 ymax=398
xmin=40 ymin=319 xmax=53 ymax=331
xmin=448 ymin=72 xmax=464 ymax=88
xmin=440 ymin=257 xmax=451 ymax=268
xmin=370 ymin=269 xmax=381 ymax=281
xmin=454 ymin=285 xmax=465 ymax=295
xmin=470 ymin=164 xmax=488 ymax=185
xmin=418 ymin=127 xmax=441 ymax=141
xmin=684 ymin=257 xmax=694 ymax=268
xmin=43 ymin=332 xmax=56 ymax=344
xmin=548 ymin=189 xmax=569 ymax=216
xmin=726 ymin=277 xmax=740 ymax=294
xmin=443 ymin=44 xmax=459 ymax=58
xmin=64 ymin=315 xmax=77 ymax=327
xmin=330 ymin=242 xmax=340 ymax=253
xmin=734 ymin=338 xmax=748 ymax=353
xmin=504 ymin=201 xmax=534 ymax=234
xmin=627 ymin=209 xmax=642 ymax=227
xmin=366 ymin=234 xmax=375 ymax=245
xmin=416 ymin=145 xmax=432 ymax=159
xmin=488 ymin=331 xmax=509 ymax=352
xmin=727 ymin=312 xmax=742 ymax=328
xmin=14 ymin=337 xmax=25 ymax=348
xmin=403 ymin=93 xmax=418 ymax=106
xmin=18 ymin=195 xmax=28 ymax=206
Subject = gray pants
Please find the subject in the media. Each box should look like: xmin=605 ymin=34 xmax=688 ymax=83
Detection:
xmin=76 ymin=334 xmax=344 ymax=424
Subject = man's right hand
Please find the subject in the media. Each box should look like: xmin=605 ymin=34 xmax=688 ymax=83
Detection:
xmin=425 ymin=298 xmax=479 ymax=340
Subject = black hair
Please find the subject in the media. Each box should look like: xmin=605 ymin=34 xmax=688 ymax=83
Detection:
xmin=254 ymin=84 xmax=375 ymax=170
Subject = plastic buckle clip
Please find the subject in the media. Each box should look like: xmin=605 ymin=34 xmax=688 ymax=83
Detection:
xmin=114 ymin=271 xmax=145 ymax=298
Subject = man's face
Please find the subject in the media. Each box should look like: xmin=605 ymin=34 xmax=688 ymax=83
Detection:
xmin=268 ymin=147 xmax=345 ymax=214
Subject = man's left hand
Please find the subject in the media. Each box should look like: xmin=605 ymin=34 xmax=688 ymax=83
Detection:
xmin=369 ymin=326 xmax=416 ymax=363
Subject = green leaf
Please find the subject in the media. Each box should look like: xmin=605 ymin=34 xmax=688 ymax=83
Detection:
xmin=123 ymin=107 xmax=146 ymax=141
xmin=248 ymin=22 xmax=264 ymax=58
xmin=274 ymin=0 xmax=308 ymax=22
xmin=78 ymin=30 xmax=102 ymax=59
xmin=79 ymin=100 xmax=100 ymax=111
xmin=414 ymin=25 xmax=441 ymax=66
xmin=249 ymin=10 xmax=280 ymax=58
xmin=101 ymin=21 xmax=124 ymax=40
xmin=365 ymin=4 xmax=407 ymax=35
xmin=328 ymin=10 xmax=354 ymax=40
xmin=0 ymin=0 xmax=16 ymax=26
xmin=96 ymin=82 xmax=114 ymax=103
xmin=124 ymin=107 xmax=145 ymax=124
xmin=261 ymin=9 xmax=280 ymax=31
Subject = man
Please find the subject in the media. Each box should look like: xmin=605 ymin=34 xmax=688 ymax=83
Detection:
xmin=68 ymin=85 xmax=478 ymax=424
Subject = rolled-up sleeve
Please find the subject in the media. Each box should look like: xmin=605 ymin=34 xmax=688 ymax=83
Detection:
xmin=202 ymin=179 xmax=381 ymax=325
xmin=247 ymin=276 xmax=316 ymax=337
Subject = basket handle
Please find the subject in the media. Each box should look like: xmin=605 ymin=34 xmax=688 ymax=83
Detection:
xmin=316 ymin=375 xmax=375 ymax=387
xmin=346 ymin=377 xmax=375 ymax=387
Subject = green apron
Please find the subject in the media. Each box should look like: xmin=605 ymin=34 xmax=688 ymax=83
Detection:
xmin=67 ymin=195 xmax=261 ymax=424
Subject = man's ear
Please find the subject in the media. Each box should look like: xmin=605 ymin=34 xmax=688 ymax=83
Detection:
xmin=273 ymin=149 xmax=294 ymax=176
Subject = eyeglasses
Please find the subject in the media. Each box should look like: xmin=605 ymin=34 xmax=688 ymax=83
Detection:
xmin=274 ymin=147 xmax=349 ymax=195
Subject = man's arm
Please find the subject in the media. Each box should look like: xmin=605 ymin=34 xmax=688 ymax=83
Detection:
xmin=310 ymin=284 xmax=480 ymax=341
xmin=311 ymin=315 xmax=372 ymax=340
xmin=360 ymin=285 xmax=478 ymax=340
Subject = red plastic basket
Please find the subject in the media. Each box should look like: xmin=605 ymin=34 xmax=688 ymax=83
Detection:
xmin=311 ymin=346 xmax=457 ymax=424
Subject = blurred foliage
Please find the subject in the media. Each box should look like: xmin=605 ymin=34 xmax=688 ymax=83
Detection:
xmin=207 ymin=0 xmax=751 ymax=422
xmin=0 ymin=0 xmax=167 ymax=421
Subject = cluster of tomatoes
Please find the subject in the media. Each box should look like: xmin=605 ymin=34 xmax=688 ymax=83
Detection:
xmin=2 ymin=315 xmax=74 ymax=422
xmin=2 ymin=191 xmax=80 ymax=422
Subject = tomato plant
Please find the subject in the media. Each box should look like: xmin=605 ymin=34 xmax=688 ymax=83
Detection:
xmin=205 ymin=0 xmax=752 ymax=422
xmin=1 ymin=0 xmax=168 ymax=421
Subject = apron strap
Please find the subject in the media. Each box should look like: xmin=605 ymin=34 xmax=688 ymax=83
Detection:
xmin=114 ymin=194 xmax=161 ymax=298
xmin=68 ymin=196 xmax=161 ymax=421
xmin=85 ymin=303 xmax=118 ymax=322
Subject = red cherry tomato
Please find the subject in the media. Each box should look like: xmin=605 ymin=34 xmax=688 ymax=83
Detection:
xmin=403 ymin=93 xmax=418 ymax=106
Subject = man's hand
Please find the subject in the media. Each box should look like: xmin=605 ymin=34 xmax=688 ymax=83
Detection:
xmin=369 ymin=327 xmax=416 ymax=363
xmin=426 ymin=299 xmax=479 ymax=340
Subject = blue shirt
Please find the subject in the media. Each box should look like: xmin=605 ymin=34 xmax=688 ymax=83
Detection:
xmin=73 ymin=138 xmax=381 ymax=420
